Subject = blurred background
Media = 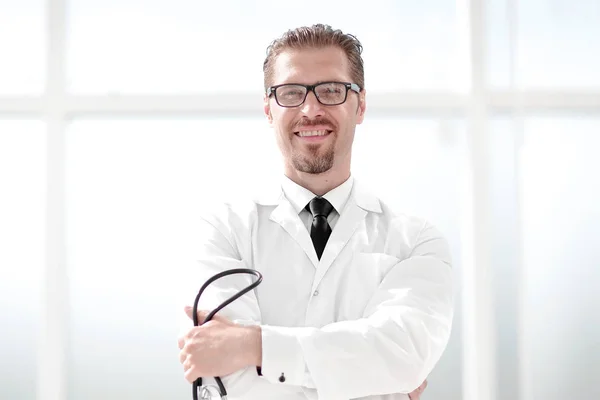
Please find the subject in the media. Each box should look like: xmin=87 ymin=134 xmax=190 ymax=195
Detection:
xmin=0 ymin=0 xmax=599 ymax=399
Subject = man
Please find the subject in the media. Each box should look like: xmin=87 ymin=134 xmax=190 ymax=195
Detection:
xmin=178 ymin=24 xmax=453 ymax=400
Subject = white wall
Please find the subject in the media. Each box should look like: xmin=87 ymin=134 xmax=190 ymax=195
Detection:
xmin=1 ymin=1 xmax=599 ymax=400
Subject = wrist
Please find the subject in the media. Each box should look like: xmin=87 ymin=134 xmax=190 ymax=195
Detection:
xmin=240 ymin=324 xmax=262 ymax=368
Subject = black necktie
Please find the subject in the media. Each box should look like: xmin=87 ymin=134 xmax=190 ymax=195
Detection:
xmin=306 ymin=197 xmax=334 ymax=260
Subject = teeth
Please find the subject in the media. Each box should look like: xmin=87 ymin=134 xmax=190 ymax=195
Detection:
xmin=298 ymin=130 xmax=328 ymax=137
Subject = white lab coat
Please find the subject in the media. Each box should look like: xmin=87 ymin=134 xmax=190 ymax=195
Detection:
xmin=181 ymin=177 xmax=454 ymax=400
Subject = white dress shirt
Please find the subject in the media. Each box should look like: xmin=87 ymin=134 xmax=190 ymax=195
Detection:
xmin=282 ymin=174 xmax=353 ymax=232
xmin=181 ymin=175 xmax=454 ymax=400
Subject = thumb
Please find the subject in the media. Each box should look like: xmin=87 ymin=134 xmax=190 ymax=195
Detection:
xmin=184 ymin=306 xmax=204 ymax=320
xmin=184 ymin=306 xmax=212 ymax=323
xmin=185 ymin=306 xmax=232 ymax=325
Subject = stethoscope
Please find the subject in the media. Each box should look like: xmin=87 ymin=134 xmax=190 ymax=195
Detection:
xmin=191 ymin=268 xmax=263 ymax=400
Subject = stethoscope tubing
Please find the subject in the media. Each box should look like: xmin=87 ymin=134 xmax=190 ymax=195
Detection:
xmin=192 ymin=268 xmax=263 ymax=400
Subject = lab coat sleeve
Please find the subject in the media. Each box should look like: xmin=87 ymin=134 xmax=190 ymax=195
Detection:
xmin=259 ymin=220 xmax=454 ymax=400
xmin=179 ymin=210 xmax=304 ymax=399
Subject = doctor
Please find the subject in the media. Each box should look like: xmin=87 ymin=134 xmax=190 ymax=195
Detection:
xmin=177 ymin=24 xmax=454 ymax=400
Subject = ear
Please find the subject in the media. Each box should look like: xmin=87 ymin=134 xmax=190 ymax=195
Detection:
xmin=264 ymin=94 xmax=273 ymax=125
xmin=355 ymin=89 xmax=367 ymax=125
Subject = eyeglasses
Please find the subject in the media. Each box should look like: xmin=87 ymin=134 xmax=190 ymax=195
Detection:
xmin=266 ymin=81 xmax=361 ymax=107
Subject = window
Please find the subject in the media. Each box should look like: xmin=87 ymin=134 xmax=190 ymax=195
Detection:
xmin=490 ymin=115 xmax=600 ymax=400
xmin=66 ymin=0 xmax=463 ymax=94
xmin=487 ymin=0 xmax=600 ymax=88
xmin=0 ymin=0 xmax=46 ymax=95
xmin=520 ymin=116 xmax=600 ymax=400
xmin=0 ymin=120 xmax=46 ymax=400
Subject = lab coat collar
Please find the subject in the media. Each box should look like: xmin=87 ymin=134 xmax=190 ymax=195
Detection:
xmin=280 ymin=174 xmax=354 ymax=216
xmin=254 ymin=175 xmax=382 ymax=214
xmin=256 ymin=174 xmax=381 ymax=271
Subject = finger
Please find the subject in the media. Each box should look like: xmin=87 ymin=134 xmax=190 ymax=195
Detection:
xmin=184 ymin=364 xmax=200 ymax=384
xmin=408 ymin=380 xmax=426 ymax=400
xmin=179 ymin=349 xmax=187 ymax=364
xmin=184 ymin=306 xmax=195 ymax=319
xmin=182 ymin=355 xmax=192 ymax=372
xmin=177 ymin=335 xmax=185 ymax=350
xmin=184 ymin=306 xmax=210 ymax=323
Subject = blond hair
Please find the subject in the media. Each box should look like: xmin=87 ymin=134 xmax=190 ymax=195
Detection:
xmin=263 ymin=24 xmax=365 ymax=91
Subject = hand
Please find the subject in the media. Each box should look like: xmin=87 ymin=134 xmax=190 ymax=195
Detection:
xmin=408 ymin=379 xmax=428 ymax=400
xmin=178 ymin=306 xmax=261 ymax=383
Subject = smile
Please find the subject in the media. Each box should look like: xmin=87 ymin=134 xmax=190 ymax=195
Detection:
xmin=294 ymin=130 xmax=332 ymax=137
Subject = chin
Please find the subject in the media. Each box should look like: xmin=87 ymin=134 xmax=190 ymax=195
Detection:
xmin=292 ymin=155 xmax=334 ymax=175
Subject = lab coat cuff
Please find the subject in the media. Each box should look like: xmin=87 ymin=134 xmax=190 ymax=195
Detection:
xmin=260 ymin=325 xmax=313 ymax=386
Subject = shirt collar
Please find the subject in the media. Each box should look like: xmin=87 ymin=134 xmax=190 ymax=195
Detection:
xmin=281 ymin=174 xmax=354 ymax=215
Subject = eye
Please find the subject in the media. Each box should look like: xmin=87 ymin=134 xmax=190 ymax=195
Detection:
xmin=324 ymin=87 xmax=342 ymax=94
xmin=317 ymin=83 xmax=344 ymax=96
xmin=277 ymin=85 xmax=306 ymax=98
xmin=281 ymin=89 xmax=302 ymax=96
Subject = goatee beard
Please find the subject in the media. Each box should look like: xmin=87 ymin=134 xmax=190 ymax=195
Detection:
xmin=292 ymin=144 xmax=334 ymax=174
xmin=289 ymin=116 xmax=337 ymax=174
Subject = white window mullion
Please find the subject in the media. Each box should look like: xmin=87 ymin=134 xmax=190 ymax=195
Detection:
xmin=60 ymin=92 xmax=469 ymax=115
xmin=489 ymin=90 xmax=600 ymax=111
xmin=39 ymin=0 xmax=68 ymax=399
xmin=505 ymin=0 xmax=528 ymax=398
xmin=0 ymin=96 xmax=44 ymax=115
xmin=459 ymin=0 xmax=497 ymax=399
xmin=2 ymin=92 xmax=600 ymax=116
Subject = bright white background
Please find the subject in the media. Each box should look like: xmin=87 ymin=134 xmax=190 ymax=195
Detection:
xmin=0 ymin=0 xmax=599 ymax=400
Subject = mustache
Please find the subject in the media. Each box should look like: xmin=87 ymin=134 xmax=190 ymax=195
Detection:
xmin=293 ymin=117 xmax=336 ymax=131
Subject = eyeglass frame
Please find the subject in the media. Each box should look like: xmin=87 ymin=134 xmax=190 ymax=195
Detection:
xmin=266 ymin=81 xmax=362 ymax=107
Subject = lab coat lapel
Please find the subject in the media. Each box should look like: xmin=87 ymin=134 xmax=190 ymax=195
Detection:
xmin=269 ymin=198 xmax=319 ymax=268
xmin=310 ymin=196 xmax=367 ymax=292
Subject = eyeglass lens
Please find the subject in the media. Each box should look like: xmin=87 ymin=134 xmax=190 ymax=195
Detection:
xmin=275 ymin=82 xmax=347 ymax=106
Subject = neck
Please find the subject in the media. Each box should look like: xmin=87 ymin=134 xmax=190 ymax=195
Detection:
xmin=284 ymin=166 xmax=351 ymax=196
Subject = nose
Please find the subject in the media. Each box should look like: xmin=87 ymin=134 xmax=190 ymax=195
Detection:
xmin=300 ymin=90 xmax=325 ymax=118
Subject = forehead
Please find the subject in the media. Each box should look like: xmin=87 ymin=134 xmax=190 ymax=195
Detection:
xmin=272 ymin=46 xmax=351 ymax=85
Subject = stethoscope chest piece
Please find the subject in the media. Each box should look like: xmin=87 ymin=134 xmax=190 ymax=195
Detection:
xmin=199 ymin=384 xmax=226 ymax=400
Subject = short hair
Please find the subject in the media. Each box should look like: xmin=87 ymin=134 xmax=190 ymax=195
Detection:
xmin=262 ymin=23 xmax=365 ymax=92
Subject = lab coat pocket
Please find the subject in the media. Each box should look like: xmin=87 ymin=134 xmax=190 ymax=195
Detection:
xmin=352 ymin=252 xmax=401 ymax=284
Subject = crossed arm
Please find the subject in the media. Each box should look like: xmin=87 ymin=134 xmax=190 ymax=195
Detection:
xmin=177 ymin=217 xmax=454 ymax=399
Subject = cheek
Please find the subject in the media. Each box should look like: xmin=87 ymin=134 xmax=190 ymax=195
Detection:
xmin=330 ymin=109 xmax=352 ymax=131
xmin=273 ymin=110 xmax=296 ymax=131
xmin=271 ymin=113 xmax=295 ymax=146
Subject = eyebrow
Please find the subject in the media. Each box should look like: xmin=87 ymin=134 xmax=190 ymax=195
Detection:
xmin=279 ymin=80 xmax=346 ymax=86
